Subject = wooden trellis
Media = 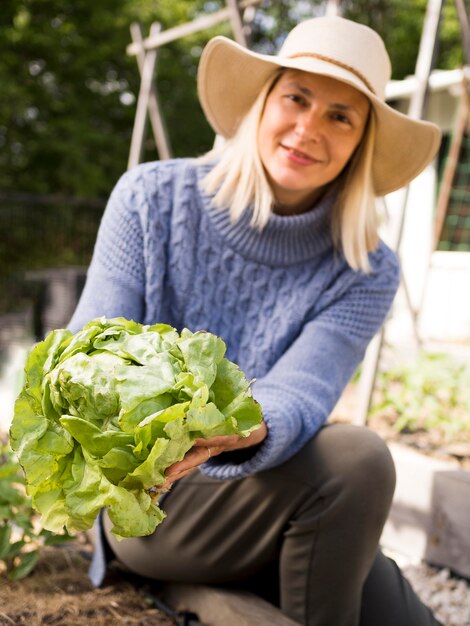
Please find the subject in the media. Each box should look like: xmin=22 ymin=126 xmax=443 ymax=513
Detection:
xmin=126 ymin=0 xmax=262 ymax=169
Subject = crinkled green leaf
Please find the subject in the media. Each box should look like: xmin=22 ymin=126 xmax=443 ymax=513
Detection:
xmin=9 ymin=395 xmax=49 ymax=457
xmin=107 ymin=487 xmax=165 ymax=540
xmin=94 ymin=327 xmax=178 ymax=365
xmin=23 ymin=329 xmax=73 ymax=412
xmin=176 ymin=329 xmax=226 ymax=387
xmin=134 ymin=402 xmax=190 ymax=456
xmin=49 ymin=352 xmax=121 ymax=421
xmin=60 ymin=416 xmax=134 ymax=457
xmin=98 ymin=446 xmax=140 ymax=483
xmin=222 ymin=393 xmax=263 ymax=435
xmin=33 ymin=488 xmax=69 ymax=534
xmin=120 ymin=437 xmax=173 ymax=490
xmin=211 ymin=358 xmax=251 ymax=410
xmin=35 ymin=422 xmax=74 ymax=456
xmin=10 ymin=317 xmax=262 ymax=539
xmin=186 ymin=400 xmax=238 ymax=438
xmin=118 ymin=393 xmax=173 ymax=433
xmin=114 ymin=354 xmax=180 ymax=414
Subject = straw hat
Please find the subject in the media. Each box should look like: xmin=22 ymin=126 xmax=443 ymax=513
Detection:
xmin=197 ymin=16 xmax=441 ymax=196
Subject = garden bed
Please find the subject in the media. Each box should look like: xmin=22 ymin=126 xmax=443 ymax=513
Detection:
xmin=332 ymin=350 xmax=470 ymax=472
xmin=0 ymin=541 xmax=173 ymax=626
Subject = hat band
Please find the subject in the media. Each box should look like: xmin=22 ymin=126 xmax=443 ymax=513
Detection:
xmin=287 ymin=52 xmax=376 ymax=95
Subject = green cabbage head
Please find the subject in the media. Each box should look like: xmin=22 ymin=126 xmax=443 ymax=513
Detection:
xmin=9 ymin=317 xmax=262 ymax=540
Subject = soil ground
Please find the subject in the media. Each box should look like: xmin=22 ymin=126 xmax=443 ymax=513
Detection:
xmin=0 ymin=541 xmax=173 ymax=626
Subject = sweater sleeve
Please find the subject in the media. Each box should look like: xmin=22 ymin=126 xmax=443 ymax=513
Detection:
xmin=68 ymin=169 xmax=147 ymax=333
xmin=201 ymin=243 xmax=400 ymax=480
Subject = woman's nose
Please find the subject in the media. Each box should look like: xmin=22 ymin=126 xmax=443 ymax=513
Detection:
xmin=294 ymin=109 xmax=323 ymax=142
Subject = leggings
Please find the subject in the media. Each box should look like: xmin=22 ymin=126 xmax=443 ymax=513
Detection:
xmin=103 ymin=424 xmax=441 ymax=626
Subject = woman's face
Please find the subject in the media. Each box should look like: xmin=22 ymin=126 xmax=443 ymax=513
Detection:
xmin=258 ymin=69 xmax=370 ymax=213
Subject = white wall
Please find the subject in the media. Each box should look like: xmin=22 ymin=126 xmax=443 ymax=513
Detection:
xmin=383 ymin=166 xmax=470 ymax=347
xmin=382 ymin=73 xmax=470 ymax=347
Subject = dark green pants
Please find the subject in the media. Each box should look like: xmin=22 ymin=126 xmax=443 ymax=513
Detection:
xmin=103 ymin=424 xmax=441 ymax=626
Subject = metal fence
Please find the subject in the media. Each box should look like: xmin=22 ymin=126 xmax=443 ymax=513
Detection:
xmin=438 ymin=133 xmax=470 ymax=252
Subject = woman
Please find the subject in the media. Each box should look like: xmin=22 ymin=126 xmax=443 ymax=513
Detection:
xmin=70 ymin=16 xmax=442 ymax=626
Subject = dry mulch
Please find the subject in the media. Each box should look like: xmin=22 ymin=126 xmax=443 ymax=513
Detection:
xmin=0 ymin=542 xmax=173 ymax=626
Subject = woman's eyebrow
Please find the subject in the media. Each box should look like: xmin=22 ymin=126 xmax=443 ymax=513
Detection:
xmin=283 ymin=81 xmax=313 ymax=96
xmin=282 ymin=81 xmax=361 ymax=114
xmin=331 ymin=102 xmax=357 ymax=112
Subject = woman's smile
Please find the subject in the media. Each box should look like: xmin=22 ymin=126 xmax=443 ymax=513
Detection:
xmin=280 ymin=143 xmax=322 ymax=166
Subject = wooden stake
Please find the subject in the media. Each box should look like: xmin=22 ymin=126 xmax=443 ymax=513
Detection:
xmin=126 ymin=0 xmax=261 ymax=56
xmin=325 ymin=0 xmax=342 ymax=16
xmin=227 ymin=0 xmax=248 ymax=46
xmin=433 ymin=74 xmax=470 ymax=247
xmin=128 ymin=23 xmax=172 ymax=169
xmin=454 ymin=0 xmax=470 ymax=64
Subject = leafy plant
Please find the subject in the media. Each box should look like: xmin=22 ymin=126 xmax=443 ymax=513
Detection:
xmin=10 ymin=317 xmax=262 ymax=540
xmin=371 ymin=352 xmax=470 ymax=440
xmin=0 ymin=439 xmax=72 ymax=580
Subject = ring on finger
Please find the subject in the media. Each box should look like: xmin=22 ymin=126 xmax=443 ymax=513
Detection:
xmin=206 ymin=447 xmax=212 ymax=461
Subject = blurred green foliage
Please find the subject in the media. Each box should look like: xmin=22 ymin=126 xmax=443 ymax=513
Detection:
xmin=0 ymin=0 xmax=465 ymax=199
xmin=0 ymin=0 xmax=218 ymax=198
xmin=372 ymin=352 xmax=470 ymax=440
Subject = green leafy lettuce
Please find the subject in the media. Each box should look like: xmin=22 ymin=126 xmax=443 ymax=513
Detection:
xmin=9 ymin=317 xmax=262 ymax=540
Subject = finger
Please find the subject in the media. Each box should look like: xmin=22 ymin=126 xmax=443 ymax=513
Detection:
xmin=165 ymin=446 xmax=212 ymax=477
xmin=194 ymin=423 xmax=267 ymax=449
xmin=193 ymin=435 xmax=241 ymax=448
xmin=165 ymin=465 xmax=198 ymax=486
xmin=155 ymin=479 xmax=172 ymax=492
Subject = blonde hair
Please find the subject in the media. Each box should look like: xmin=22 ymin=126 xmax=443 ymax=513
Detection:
xmin=333 ymin=112 xmax=378 ymax=272
xmin=200 ymin=74 xmax=278 ymax=227
xmin=200 ymin=72 xmax=379 ymax=272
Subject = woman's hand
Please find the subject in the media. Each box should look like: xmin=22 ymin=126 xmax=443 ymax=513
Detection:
xmin=161 ymin=421 xmax=268 ymax=489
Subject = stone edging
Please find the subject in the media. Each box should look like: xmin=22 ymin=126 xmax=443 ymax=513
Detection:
xmin=381 ymin=442 xmax=470 ymax=578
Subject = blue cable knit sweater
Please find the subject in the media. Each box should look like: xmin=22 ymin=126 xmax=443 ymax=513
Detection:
xmin=69 ymin=158 xmax=400 ymax=481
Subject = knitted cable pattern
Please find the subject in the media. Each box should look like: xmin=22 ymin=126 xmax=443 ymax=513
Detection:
xmin=69 ymin=158 xmax=400 ymax=479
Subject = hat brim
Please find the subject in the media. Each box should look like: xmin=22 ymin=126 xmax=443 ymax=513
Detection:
xmin=197 ymin=36 xmax=441 ymax=196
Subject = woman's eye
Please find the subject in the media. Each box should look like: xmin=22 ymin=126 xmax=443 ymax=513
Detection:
xmin=332 ymin=112 xmax=351 ymax=125
xmin=285 ymin=94 xmax=306 ymax=106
